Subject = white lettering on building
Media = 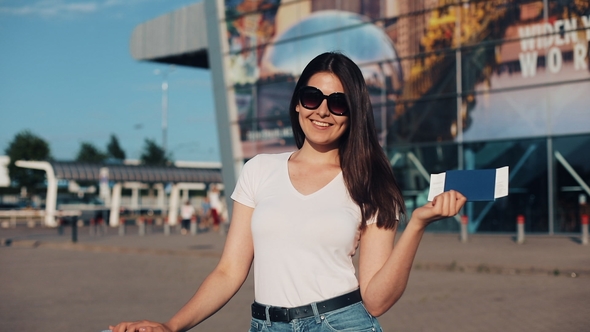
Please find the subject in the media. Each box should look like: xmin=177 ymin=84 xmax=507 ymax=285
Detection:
xmin=517 ymin=15 xmax=589 ymax=78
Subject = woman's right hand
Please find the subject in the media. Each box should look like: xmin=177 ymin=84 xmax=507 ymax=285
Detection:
xmin=410 ymin=190 xmax=466 ymax=229
xmin=108 ymin=320 xmax=174 ymax=332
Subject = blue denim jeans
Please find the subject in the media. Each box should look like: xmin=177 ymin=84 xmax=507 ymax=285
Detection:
xmin=248 ymin=302 xmax=382 ymax=332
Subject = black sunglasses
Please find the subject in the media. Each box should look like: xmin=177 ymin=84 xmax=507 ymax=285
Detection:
xmin=298 ymin=86 xmax=349 ymax=116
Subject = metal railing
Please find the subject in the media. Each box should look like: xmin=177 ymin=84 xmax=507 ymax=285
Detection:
xmin=0 ymin=210 xmax=81 ymax=228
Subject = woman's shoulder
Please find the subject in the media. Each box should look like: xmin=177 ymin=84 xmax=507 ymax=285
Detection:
xmin=240 ymin=152 xmax=292 ymax=183
xmin=246 ymin=151 xmax=294 ymax=165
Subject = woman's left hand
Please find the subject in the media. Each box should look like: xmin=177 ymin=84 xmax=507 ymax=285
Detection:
xmin=108 ymin=320 xmax=173 ymax=332
xmin=411 ymin=190 xmax=467 ymax=228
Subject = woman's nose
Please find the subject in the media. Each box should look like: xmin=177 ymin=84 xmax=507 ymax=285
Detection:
xmin=316 ymin=100 xmax=330 ymax=117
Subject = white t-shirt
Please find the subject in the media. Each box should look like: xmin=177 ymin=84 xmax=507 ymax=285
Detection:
xmin=208 ymin=190 xmax=222 ymax=211
xmin=180 ymin=204 xmax=195 ymax=220
xmin=231 ymin=152 xmax=374 ymax=307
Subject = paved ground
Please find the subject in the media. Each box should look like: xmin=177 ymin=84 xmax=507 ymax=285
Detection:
xmin=1 ymin=224 xmax=589 ymax=332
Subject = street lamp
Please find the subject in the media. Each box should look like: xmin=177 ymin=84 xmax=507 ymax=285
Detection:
xmin=154 ymin=65 xmax=175 ymax=155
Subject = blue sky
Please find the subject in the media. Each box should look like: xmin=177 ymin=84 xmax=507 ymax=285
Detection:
xmin=0 ymin=0 xmax=220 ymax=163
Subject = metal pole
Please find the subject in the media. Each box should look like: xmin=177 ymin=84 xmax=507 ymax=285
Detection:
xmin=154 ymin=66 xmax=174 ymax=155
xmin=543 ymin=0 xmax=555 ymax=236
xmin=547 ymin=138 xmax=555 ymax=235
xmin=58 ymin=217 xmax=64 ymax=235
xmin=190 ymin=215 xmax=197 ymax=235
xmin=71 ymin=218 xmax=78 ymax=243
xmin=138 ymin=217 xmax=145 ymax=236
xmin=581 ymin=214 xmax=588 ymax=245
xmin=162 ymin=80 xmax=168 ymax=155
xmin=164 ymin=217 xmax=171 ymax=236
xmin=455 ymin=4 xmax=464 ymax=171
xmin=517 ymin=214 xmax=525 ymax=244
xmin=118 ymin=217 xmax=125 ymax=236
xmin=460 ymin=215 xmax=468 ymax=243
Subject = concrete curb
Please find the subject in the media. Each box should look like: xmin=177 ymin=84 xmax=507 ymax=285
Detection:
xmin=2 ymin=238 xmax=221 ymax=258
xmin=1 ymin=238 xmax=40 ymax=247
xmin=5 ymin=237 xmax=587 ymax=279
xmin=412 ymin=260 xmax=589 ymax=279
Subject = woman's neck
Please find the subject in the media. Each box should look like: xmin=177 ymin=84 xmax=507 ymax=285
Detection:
xmin=292 ymin=142 xmax=340 ymax=167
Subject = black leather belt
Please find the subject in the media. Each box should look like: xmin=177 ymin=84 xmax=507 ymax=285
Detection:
xmin=251 ymin=289 xmax=362 ymax=323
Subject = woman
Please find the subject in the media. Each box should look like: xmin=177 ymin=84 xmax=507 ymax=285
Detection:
xmin=108 ymin=52 xmax=466 ymax=332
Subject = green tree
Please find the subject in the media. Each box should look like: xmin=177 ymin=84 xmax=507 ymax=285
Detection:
xmin=4 ymin=130 xmax=51 ymax=195
xmin=106 ymin=134 xmax=126 ymax=161
xmin=76 ymin=142 xmax=107 ymax=163
xmin=140 ymin=138 xmax=172 ymax=166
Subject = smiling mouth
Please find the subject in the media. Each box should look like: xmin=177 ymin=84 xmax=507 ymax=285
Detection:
xmin=312 ymin=120 xmax=331 ymax=127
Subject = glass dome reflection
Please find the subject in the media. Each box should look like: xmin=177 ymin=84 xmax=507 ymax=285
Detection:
xmin=260 ymin=10 xmax=403 ymax=92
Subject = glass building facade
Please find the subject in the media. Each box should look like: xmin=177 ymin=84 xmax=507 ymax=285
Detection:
xmin=216 ymin=0 xmax=590 ymax=234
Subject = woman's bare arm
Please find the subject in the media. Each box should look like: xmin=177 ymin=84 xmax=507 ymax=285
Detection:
xmin=109 ymin=201 xmax=255 ymax=332
xmin=358 ymin=190 xmax=466 ymax=316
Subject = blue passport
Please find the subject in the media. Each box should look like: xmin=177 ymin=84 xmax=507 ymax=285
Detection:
xmin=428 ymin=167 xmax=509 ymax=202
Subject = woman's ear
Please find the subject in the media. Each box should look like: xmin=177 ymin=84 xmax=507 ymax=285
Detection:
xmin=295 ymin=104 xmax=300 ymax=113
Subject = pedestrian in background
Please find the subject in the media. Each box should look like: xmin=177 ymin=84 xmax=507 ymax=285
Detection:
xmin=208 ymin=184 xmax=222 ymax=233
xmin=179 ymin=200 xmax=194 ymax=235
xmin=198 ymin=196 xmax=212 ymax=231
xmin=107 ymin=52 xmax=465 ymax=332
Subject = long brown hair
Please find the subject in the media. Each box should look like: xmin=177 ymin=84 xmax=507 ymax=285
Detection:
xmin=289 ymin=52 xmax=406 ymax=230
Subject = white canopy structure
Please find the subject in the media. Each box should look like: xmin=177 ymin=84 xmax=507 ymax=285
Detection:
xmin=15 ymin=160 xmax=222 ymax=227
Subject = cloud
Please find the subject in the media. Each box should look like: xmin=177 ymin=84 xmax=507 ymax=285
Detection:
xmin=0 ymin=1 xmax=97 ymax=17
xmin=0 ymin=0 xmax=154 ymax=18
